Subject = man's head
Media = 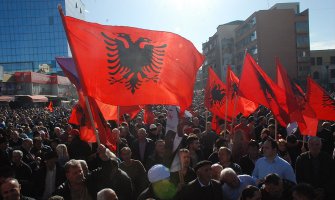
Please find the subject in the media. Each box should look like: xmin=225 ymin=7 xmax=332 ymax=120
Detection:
xmin=137 ymin=128 xmax=147 ymax=141
xmin=262 ymin=138 xmax=278 ymax=159
xmin=247 ymin=140 xmax=259 ymax=159
xmin=1 ymin=178 xmax=21 ymax=200
xmin=263 ymin=173 xmax=283 ymax=198
xmin=120 ymin=147 xmax=132 ymax=162
xmin=64 ymin=159 xmax=84 ymax=185
xmin=179 ymin=149 xmax=191 ymax=168
xmin=154 ymin=140 xmax=165 ymax=155
xmin=194 ymin=160 xmax=212 ymax=184
xmin=220 ymin=168 xmax=240 ymax=188
xmin=97 ymin=188 xmax=118 ymax=200
xmin=211 ymin=163 xmax=223 ymax=181
xmin=11 ymin=150 xmax=23 ymax=165
xmin=111 ymin=128 xmax=120 ymax=141
xmin=186 ymin=135 xmax=200 ymax=151
xmin=78 ymin=160 xmax=89 ymax=176
xmin=308 ymin=137 xmax=322 ymax=157
xmin=218 ymin=147 xmax=232 ymax=163
xmin=22 ymin=138 xmax=33 ymax=152
xmin=149 ymin=124 xmax=158 ymax=135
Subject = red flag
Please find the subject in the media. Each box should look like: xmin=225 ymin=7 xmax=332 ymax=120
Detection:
xmin=238 ymin=54 xmax=289 ymax=126
xmin=47 ymin=101 xmax=53 ymax=112
xmin=226 ymin=66 xmax=258 ymax=117
xmin=59 ymin=11 xmax=204 ymax=111
xmin=276 ymin=59 xmax=306 ymax=130
xmin=307 ymin=77 xmax=335 ymax=121
xmin=143 ymin=105 xmax=155 ymax=124
xmin=205 ymin=67 xmax=230 ymax=120
xmin=88 ymin=96 xmax=116 ymax=152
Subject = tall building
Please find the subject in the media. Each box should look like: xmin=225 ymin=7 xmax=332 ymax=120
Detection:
xmin=201 ymin=2 xmax=310 ymax=87
xmin=0 ymin=0 xmax=85 ymax=74
xmin=235 ymin=2 xmax=309 ymax=82
xmin=202 ymin=21 xmax=243 ymax=87
xmin=310 ymin=49 xmax=335 ymax=90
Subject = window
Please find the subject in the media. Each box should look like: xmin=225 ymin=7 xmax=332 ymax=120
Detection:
xmin=48 ymin=16 xmax=54 ymax=25
xmin=331 ymin=69 xmax=335 ymax=78
xmin=295 ymin=22 xmax=308 ymax=33
xmin=330 ymin=56 xmax=335 ymax=64
xmin=313 ymin=71 xmax=319 ymax=79
xmin=317 ymin=57 xmax=323 ymax=65
xmin=310 ymin=57 xmax=315 ymax=65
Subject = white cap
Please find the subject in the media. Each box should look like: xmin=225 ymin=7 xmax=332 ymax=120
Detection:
xmin=149 ymin=124 xmax=157 ymax=130
xmin=147 ymin=164 xmax=170 ymax=183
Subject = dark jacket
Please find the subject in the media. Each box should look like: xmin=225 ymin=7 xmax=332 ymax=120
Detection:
xmin=179 ymin=179 xmax=223 ymax=200
xmin=295 ymin=151 xmax=334 ymax=198
xmin=130 ymin=138 xmax=155 ymax=167
xmin=33 ymin=163 xmax=66 ymax=199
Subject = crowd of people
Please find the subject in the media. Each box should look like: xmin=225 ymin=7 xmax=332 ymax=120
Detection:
xmin=0 ymin=91 xmax=335 ymax=200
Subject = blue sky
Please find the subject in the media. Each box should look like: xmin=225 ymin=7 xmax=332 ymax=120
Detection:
xmin=81 ymin=0 xmax=334 ymax=52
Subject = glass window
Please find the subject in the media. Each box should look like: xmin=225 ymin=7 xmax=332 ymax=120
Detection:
xmin=331 ymin=69 xmax=335 ymax=78
xmin=317 ymin=57 xmax=323 ymax=65
xmin=310 ymin=57 xmax=315 ymax=65
xmin=330 ymin=56 xmax=335 ymax=64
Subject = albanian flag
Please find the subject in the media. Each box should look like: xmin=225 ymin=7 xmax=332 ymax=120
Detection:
xmin=47 ymin=101 xmax=54 ymax=112
xmin=59 ymin=9 xmax=204 ymax=111
xmin=56 ymin=57 xmax=141 ymax=122
xmin=226 ymin=66 xmax=258 ymax=117
xmin=205 ymin=67 xmax=230 ymax=120
xmin=276 ymin=59 xmax=306 ymax=129
xmin=238 ymin=54 xmax=289 ymax=126
xmin=307 ymin=77 xmax=335 ymax=121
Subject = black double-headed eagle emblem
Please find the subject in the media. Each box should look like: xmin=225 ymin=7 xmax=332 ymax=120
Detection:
xmin=101 ymin=32 xmax=167 ymax=94
xmin=209 ymin=84 xmax=225 ymax=107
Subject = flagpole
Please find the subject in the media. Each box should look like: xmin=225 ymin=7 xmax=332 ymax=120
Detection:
xmin=58 ymin=5 xmax=100 ymax=145
xmin=205 ymin=110 xmax=208 ymax=131
xmin=84 ymin=96 xmax=101 ymax=145
xmin=117 ymin=106 xmax=120 ymax=126
xmin=224 ymin=68 xmax=229 ymax=134
xmin=275 ymin=119 xmax=278 ymax=140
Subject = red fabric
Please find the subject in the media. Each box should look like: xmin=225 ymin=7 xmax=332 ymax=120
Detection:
xmin=238 ymin=54 xmax=289 ymax=126
xmin=47 ymin=101 xmax=53 ymax=112
xmin=307 ymin=77 xmax=335 ymax=121
xmin=88 ymin=96 xmax=116 ymax=152
xmin=61 ymin=14 xmax=204 ymax=111
xmin=204 ymin=67 xmax=231 ymax=120
xmin=290 ymin=83 xmax=318 ymax=136
xmin=276 ymin=59 xmax=306 ymax=131
xmin=143 ymin=105 xmax=155 ymax=124
xmin=226 ymin=66 xmax=258 ymax=117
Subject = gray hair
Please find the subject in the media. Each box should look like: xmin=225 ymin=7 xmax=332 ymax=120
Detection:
xmin=12 ymin=150 xmax=23 ymax=157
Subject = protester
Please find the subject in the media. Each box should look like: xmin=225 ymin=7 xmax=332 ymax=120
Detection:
xmin=180 ymin=160 xmax=223 ymax=200
xmin=1 ymin=178 xmax=36 ymax=200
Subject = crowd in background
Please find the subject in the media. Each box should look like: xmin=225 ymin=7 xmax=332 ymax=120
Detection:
xmin=0 ymin=90 xmax=335 ymax=200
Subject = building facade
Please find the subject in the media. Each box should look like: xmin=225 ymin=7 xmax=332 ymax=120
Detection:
xmin=201 ymin=2 xmax=310 ymax=87
xmin=202 ymin=21 xmax=243 ymax=87
xmin=0 ymin=0 xmax=85 ymax=74
xmin=310 ymin=49 xmax=335 ymax=91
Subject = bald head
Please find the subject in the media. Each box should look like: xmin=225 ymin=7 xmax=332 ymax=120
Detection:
xmin=97 ymin=188 xmax=118 ymax=200
xmin=1 ymin=178 xmax=21 ymax=200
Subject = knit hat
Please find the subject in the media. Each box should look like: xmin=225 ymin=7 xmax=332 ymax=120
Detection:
xmin=148 ymin=164 xmax=170 ymax=183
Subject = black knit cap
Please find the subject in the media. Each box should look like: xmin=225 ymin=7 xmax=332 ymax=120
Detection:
xmin=194 ymin=160 xmax=212 ymax=172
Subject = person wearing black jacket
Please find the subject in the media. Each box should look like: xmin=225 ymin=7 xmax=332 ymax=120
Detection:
xmin=54 ymin=144 xmax=133 ymax=200
xmin=33 ymin=151 xmax=65 ymax=199
xmin=179 ymin=160 xmax=223 ymax=200
xmin=295 ymin=136 xmax=335 ymax=199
